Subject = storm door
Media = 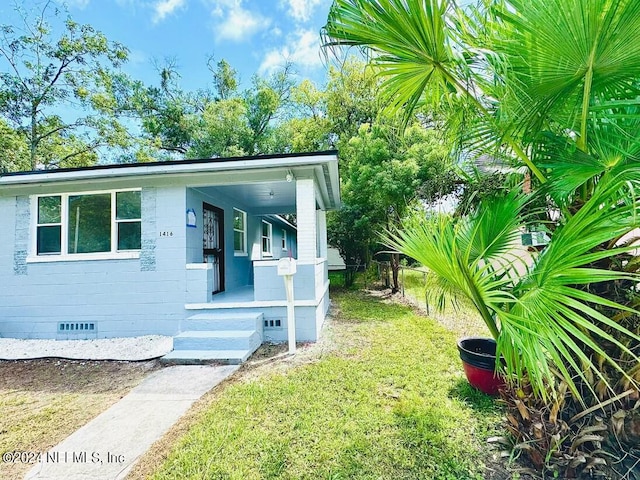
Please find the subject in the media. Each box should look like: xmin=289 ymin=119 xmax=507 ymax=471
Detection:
xmin=203 ymin=202 xmax=225 ymax=294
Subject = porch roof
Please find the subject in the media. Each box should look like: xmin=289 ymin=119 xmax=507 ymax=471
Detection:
xmin=0 ymin=150 xmax=341 ymax=210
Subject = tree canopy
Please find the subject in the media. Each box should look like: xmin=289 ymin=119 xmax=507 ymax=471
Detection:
xmin=0 ymin=2 xmax=131 ymax=170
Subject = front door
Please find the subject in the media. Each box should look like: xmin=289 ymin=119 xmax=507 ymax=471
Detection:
xmin=203 ymin=202 xmax=225 ymax=294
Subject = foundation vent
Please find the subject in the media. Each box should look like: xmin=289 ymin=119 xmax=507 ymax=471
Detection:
xmin=58 ymin=322 xmax=96 ymax=332
xmin=264 ymin=318 xmax=282 ymax=329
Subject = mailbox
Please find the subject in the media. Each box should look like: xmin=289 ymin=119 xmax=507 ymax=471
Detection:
xmin=278 ymin=257 xmax=297 ymax=354
xmin=277 ymin=257 xmax=297 ymax=276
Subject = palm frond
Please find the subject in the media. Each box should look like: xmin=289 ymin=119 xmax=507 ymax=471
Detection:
xmin=496 ymin=0 xmax=640 ymax=147
xmin=498 ymin=166 xmax=640 ymax=399
xmin=531 ymin=132 xmax=607 ymax=207
xmin=386 ymin=192 xmax=528 ymax=339
xmin=323 ymin=0 xmax=475 ymax=119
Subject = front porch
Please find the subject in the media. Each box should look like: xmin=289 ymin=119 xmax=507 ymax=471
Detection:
xmin=183 ymin=256 xmax=330 ymax=340
xmin=185 ymin=258 xmax=329 ymax=309
xmin=165 ymin=258 xmax=331 ymax=364
xmin=193 ymin=285 xmax=255 ymax=305
xmin=165 ymin=167 xmax=337 ymax=364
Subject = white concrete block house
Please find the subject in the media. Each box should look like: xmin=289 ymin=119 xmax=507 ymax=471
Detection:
xmin=0 ymin=150 xmax=340 ymax=363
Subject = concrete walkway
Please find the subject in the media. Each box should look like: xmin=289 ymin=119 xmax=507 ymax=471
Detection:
xmin=25 ymin=364 xmax=239 ymax=480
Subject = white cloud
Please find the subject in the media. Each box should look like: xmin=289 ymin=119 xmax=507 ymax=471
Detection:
xmin=208 ymin=0 xmax=235 ymax=17
xmin=258 ymin=28 xmax=322 ymax=75
xmin=209 ymin=1 xmax=272 ymax=43
xmin=281 ymin=0 xmax=325 ymax=23
xmin=152 ymin=0 xmax=187 ymax=23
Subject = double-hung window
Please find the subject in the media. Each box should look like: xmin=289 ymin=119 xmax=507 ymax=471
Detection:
xmin=35 ymin=190 xmax=141 ymax=258
xmin=36 ymin=196 xmax=62 ymax=254
xmin=281 ymin=229 xmax=287 ymax=251
xmin=115 ymin=191 xmax=142 ymax=251
xmin=262 ymin=220 xmax=272 ymax=256
xmin=233 ymin=208 xmax=247 ymax=255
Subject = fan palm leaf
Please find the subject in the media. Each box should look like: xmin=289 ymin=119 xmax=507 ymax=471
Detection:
xmin=322 ymin=0 xmax=547 ymax=182
xmin=389 ymin=190 xmax=528 ymax=340
xmin=496 ymin=0 xmax=640 ymax=151
xmin=323 ymin=0 xmax=458 ymax=115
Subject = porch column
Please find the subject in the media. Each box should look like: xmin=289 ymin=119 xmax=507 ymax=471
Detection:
xmin=317 ymin=209 xmax=328 ymax=259
xmin=296 ymin=178 xmax=317 ymax=263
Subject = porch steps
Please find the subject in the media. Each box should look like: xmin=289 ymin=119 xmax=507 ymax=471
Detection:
xmin=173 ymin=330 xmax=261 ymax=351
xmin=162 ymin=312 xmax=263 ymax=365
xmin=182 ymin=312 xmax=263 ymax=331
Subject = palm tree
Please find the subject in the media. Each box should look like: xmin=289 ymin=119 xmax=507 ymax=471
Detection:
xmin=323 ymin=0 xmax=640 ymax=187
xmin=323 ymin=0 xmax=640 ymax=400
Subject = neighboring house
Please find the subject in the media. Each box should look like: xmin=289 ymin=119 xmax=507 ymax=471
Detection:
xmin=327 ymin=247 xmax=346 ymax=271
xmin=0 ymin=150 xmax=340 ymax=363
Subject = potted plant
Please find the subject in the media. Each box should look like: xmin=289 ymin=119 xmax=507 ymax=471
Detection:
xmin=384 ymin=183 xmax=640 ymax=400
xmin=457 ymin=337 xmax=503 ymax=395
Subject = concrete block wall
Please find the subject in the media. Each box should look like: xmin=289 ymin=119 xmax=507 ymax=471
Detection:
xmin=295 ymin=179 xmax=317 ymax=264
xmin=255 ymin=305 xmax=320 ymax=342
xmin=185 ymin=264 xmax=213 ymax=304
xmin=253 ymin=262 xmax=316 ymax=301
xmin=315 ymin=260 xmax=328 ymax=296
xmin=316 ymin=288 xmax=331 ymax=338
xmin=0 ymin=186 xmax=188 ymax=339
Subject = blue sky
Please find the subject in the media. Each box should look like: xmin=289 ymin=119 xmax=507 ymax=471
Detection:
xmin=2 ymin=0 xmax=335 ymax=92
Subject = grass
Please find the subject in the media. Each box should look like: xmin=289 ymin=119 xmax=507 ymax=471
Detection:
xmin=400 ymin=266 xmax=430 ymax=301
xmin=400 ymin=268 xmax=492 ymax=338
xmin=328 ymin=270 xmax=370 ymax=290
xmin=144 ymin=289 xmax=503 ymax=480
xmin=0 ymin=359 xmax=157 ymax=480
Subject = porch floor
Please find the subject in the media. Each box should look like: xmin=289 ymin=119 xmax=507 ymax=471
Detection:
xmin=186 ymin=284 xmax=318 ymax=310
xmin=211 ymin=286 xmax=255 ymax=303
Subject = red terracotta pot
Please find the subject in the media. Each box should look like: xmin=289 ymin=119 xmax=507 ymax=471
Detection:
xmin=457 ymin=337 xmax=505 ymax=396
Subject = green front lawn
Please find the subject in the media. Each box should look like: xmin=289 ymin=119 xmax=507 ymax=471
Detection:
xmin=150 ymin=290 xmax=502 ymax=479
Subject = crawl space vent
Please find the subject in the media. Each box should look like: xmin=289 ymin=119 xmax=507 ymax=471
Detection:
xmin=264 ymin=319 xmax=282 ymax=328
xmin=58 ymin=322 xmax=96 ymax=332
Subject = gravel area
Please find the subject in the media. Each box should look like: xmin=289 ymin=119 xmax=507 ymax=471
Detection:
xmin=0 ymin=335 xmax=173 ymax=361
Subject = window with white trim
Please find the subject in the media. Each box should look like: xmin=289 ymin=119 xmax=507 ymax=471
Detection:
xmin=233 ymin=208 xmax=247 ymax=255
xmin=115 ymin=190 xmax=142 ymax=250
xmin=262 ymin=220 xmax=272 ymax=256
xmin=281 ymin=229 xmax=287 ymax=251
xmin=36 ymin=196 xmax=62 ymax=254
xmin=34 ymin=190 xmax=141 ymax=257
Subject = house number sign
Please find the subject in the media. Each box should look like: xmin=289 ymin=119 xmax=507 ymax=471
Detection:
xmin=159 ymin=231 xmax=174 ymax=237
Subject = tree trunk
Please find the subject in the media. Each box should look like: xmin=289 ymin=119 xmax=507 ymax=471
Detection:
xmin=391 ymin=252 xmax=400 ymax=294
xmin=30 ymin=106 xmax=38 ymax=170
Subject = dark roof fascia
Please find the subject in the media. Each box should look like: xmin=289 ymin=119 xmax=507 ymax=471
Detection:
xmin=0 ymin=150 xmax=339 ymax=179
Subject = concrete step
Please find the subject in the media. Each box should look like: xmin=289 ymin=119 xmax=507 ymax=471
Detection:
xmin=173 ymin=330 xmax=262 ymax=352
xmin=183 ymin=312 xmax=263 ymax=331
xmin=160 ymin=349 xmax=252 ymax=365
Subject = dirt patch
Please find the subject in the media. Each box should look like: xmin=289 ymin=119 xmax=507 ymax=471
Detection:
xmin=0 ymin=358 xmax=160 ymax=480
xmin=0 ymin=358 xmax=160 ymax=393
